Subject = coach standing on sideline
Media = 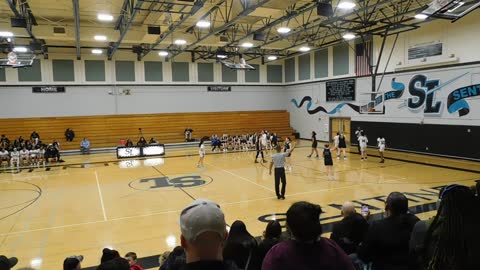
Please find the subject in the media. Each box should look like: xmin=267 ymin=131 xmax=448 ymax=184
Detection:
xmin=269 ymin=144 xmax=295 ymax=200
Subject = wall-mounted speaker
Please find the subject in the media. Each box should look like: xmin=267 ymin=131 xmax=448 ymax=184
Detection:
xmin=253 ymin=32 xmax=266 ymax=41
xmin=147 ymin=26 xmax=161 ymax=35
xmin=317 ymin=3 xmax=333 ymax=17
xmin=11 ymin=17 xmax=27 ymax=28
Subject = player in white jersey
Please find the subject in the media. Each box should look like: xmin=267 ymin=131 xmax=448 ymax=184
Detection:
xmin=261 ymin=131 xmax=268 ymax=150
xmin=377 ymin=136 xmax=386 ymax=163
xmin=29 ymin=148 xmax=39 ymax=165
xmin=358 ymin=133 xmax=368 ymax=161
xmin=19 ymin=147 xmax=29 ymax=165
xmin=0 ymin=148 xmax=9 ymax=166
xmin=196 ymin=139 xmax=206 ymax=168
xmin=333 ymin=132 xmax=340 ymax=159
xmin=10 ymin=148 xmax=20 ymax=167
xmin=37 ymin=145 xmax=46 ymax=166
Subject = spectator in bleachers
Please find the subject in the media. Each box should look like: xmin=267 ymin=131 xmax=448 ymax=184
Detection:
xmin=18 ymin=136 xmax=24 ymax=145
xmin=80 ymin=138 xmax=90 ymax=154
xmin=410 ymin=184 xmax=480 ymax=270
xmin=160 ymin=246 xmax=185 ymax=270
xmin=179 ymin=199 xmax=238 ymax=270
xmin=0 ymin=134 xmax=10 ymax=145
xmin=249 ymin=220 xmax=282 ymax=270
xmin=97 ymin=257 xmax=130 ymax=270
xmin=125 ymin=252 xmax=144 ymax=270
xmin=12 ymin=139 xmax=20 ymax=150
xmin=137 ymin=137 xmax=147 ymax=147
xmin=223 ymin=220 xmax=257 ymax=269
xmin=357 ymin=192 xmax=419 ymax=270
xmin=63 ymin=255 xmax=83 ymax=270
xmin=25 ymin=140 xmax=33 ymax=150
xmin=30 ymin=131 xmax=40 ymax=143
xmin=19 ymin=147 xmax=29 ymax=165
xmin=330 ymin=201 xmax=369 ymax=255
xmin=211 ymin=135 xmax=221 ymax=152
xmin=101 ymin=248 xmax=120 ymax=264
xmin=125 ymin=139 xmax=134 ymax=147
xmin=262 ymin=201 xmax=356 ymax=270
xmin=0 ymin=255 xmax=18 ymax=270
xmin=65 ymin=128 xmax=75 ymax=142
xmin=149 ymin=137 xmax=157 ymax=144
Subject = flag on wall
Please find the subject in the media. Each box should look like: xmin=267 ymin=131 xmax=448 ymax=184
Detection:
xmin=355 ymin=39 xmax=373 ymax=76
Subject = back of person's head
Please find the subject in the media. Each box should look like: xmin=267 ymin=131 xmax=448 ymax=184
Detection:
xmin=385 ymin=192 xmax=408 ymax=216
xmin=180 ymin=199 xmax=227 ymax=262
xmin=425 ymin=184 xmax=480 ymax=270
xmin=0 ymin=256 xmax=17 ymax=270
xmin=341 ymin=201 xmax=356 ymax=216
xmin=312 ymin=131 xmax=316 ymax=136
xmin=275 ymin=145 xmax=282 ymax=152
xmin=324 ymin=144 xmax=329 ymax=149
xmin=264 ymin=220 xmax=282 ymax=239
xmin=100 ymin=248 xmax=120 ymax=264
xmin=97 ymin=257 xmax=130 ymax=270
xmin=286 ymin=201 xmax=323 ymax=242
xmin=226 ymin=220 xmax=254 ymax=245
xmin=63 ymin=255 xmax=83 ymax=270
xmin=125 ymin=251 xmax=137 ymax=260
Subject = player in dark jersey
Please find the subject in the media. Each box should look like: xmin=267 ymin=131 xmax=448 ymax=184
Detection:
xmin=307 ymin=131 xmax=319 ymax=158
xmin=323 ymin=144 xmax=334 ymax=180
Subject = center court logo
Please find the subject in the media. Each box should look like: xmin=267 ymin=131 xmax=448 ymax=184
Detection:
xmin=129 ymin=175 xmax=213 ymax=191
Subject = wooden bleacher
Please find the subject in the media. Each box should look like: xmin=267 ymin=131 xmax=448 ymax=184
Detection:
xmin=0 ymin=111 xmax=295 ymax=150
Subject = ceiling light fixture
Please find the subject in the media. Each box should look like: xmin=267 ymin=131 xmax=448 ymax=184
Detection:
xmin=241 ymin=42 xmax=254 ymax=48
xmin=267 ymin=56 xmax=278 ymax=61
xmin=97 ymin=13 xmax=114 ymax=21
xmin=414 ymin=13 xmax=429 ymax=20
xmin=337 ymin=1 xmax=356 ymax=10
xmin=174 ymin=39 xmax=187 ymax=45
xmin=196 ymin=20 xmax=211 ymax=28
xmin=299 ymin=46 xmax=310 ymax=52
xmin=13 ymin=47 xmax=28 ymax=53
xmin=342 ymin=33 xmax=356 ymax=40
xmin=0 ymin=31 xmax=14 ymax=37
xmin=94 ymin=35 xmax=107 ymax=41
xmin=91 ymin=49 xmax=103 ymax=54
xmin=158 ymin=51 xmax=169 ymax=56
xmin=277 ymin=27 xmax=291 ymax=34
xmin=217 ymin=54 xmax=228 ymax=59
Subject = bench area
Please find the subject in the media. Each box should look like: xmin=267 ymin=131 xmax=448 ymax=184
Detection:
xmin=0 ymin=110 xmax=295 ymax=150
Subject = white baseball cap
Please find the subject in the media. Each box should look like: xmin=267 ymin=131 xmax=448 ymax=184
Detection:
xmin=180 ymin=199 xmax=227 ymax=242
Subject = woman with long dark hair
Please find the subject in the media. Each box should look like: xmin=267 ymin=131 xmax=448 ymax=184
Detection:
xmin=422 ymin=185 xmax=480 ymax=270
xmin=307 ymin=131 xmax=319 ymax=158
xmin=223 ymin=220 xmax=257 ymax=269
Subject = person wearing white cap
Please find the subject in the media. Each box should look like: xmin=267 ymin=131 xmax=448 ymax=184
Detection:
xmin=180 ymin=199 xmax=239 ymax=270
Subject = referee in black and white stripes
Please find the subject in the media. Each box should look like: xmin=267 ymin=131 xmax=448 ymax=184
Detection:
xmin=269 ymin=143 xmax=295 ymax=200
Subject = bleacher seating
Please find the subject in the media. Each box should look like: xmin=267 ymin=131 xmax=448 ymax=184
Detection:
xmin=0 ymin=110 xmax=294 ymax=150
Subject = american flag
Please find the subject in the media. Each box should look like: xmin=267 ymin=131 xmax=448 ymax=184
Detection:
xmin=355 ymin=39 xmax=373 ymax=77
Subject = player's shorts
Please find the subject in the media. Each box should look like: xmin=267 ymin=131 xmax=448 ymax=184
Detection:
xmin=379 ymin=145 xmax=385 ymax=152
xmin=20 ymin=155 xmax=29 ymax=159
xmin=360 ymin=145 xmax=367 ymax=152
xmin=334 ymin=143 xmax=339 ymax=149
xmin=199 ymin=152 xmax=205 ymax=158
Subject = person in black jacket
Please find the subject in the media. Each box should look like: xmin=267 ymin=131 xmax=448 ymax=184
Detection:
xmin=223 ymin=220 xmax=257 ymax=269
xmin=65 ymin=128 xmax=75 ymax=142
xmin=357 ymin=192 xmax=419 ymax=270
xmin=330 ymin=201 xmax=369 ymax=255
xmin=249 ymin=220 xmax=282 ymax=270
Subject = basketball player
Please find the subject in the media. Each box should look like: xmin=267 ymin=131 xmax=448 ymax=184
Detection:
xmin=333 ymin=132 xmax=340 ymax=158
xmin=261 ymin=131 xmax=268 ymax=151
xmin=37 ymin=145 xmax=46 ymax=166
xmin=338 ymin=133 xmax=348 ymax=160
xmin=254 ymin=134 xmax=267 ymax=163
xmin=196 ymin=139 xmax=206 ymax=168
xmin=29 ymin=146 xmax=39 ymax=165
xmin=269 ymin=144 xmax=295 ymax=200
xmin=377 ymin=135 xmax=386 ymax=163
xmin=19 ymin=147 xmax=29 ymax=165
xmin=284 ymin=137 xmax=293 ymax=171
xmin=10 ymin=148 xmax=20 ymax=167
xmin=0 ymin=148 xmax=9 ymax=166
xmin=323 ymin=144 xmax=334 ymax=180
xmin=358 ymin=132 xmax=368 ymax=161
xmin=355 ymin=127 xmax=363 ymax=154
xmin=307 ymin=131 xmax=319 ymax=158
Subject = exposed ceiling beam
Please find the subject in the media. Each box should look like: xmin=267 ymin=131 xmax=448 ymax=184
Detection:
xmin=72 ymin=0 xmax=81 ymax=60
xmin=108 ymin=0 xmax=144 ymax=60
xmin=140 ymin=0 xmax=210 ymax=59
xmin=169 ymin=0 xmax=272 ymax=59
xmin=5 ymin=0 xmax=37 ymax=41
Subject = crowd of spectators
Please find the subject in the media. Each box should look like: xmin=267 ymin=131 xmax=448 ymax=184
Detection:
xmin=1 ymin=181 xmax=478 ymax=270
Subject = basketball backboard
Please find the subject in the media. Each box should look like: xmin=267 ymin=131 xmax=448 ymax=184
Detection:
xmin=0 ymin=52 xmax=36 ymax=68
xmin=220 ymin=58 xmax=256 ymax=70
xmin=422 ymin=0 xmax=480 ymax=22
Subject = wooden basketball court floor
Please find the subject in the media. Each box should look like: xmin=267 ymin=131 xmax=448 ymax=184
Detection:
xmin=0 ymin=140 xmax=478 ymax=269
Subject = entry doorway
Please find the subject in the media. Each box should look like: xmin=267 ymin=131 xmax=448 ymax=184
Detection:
xmin=329 ymin=118 xmax=351 ymax=143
